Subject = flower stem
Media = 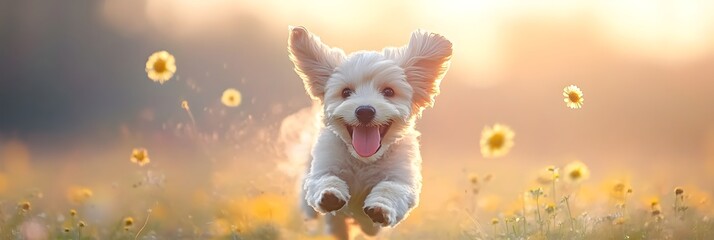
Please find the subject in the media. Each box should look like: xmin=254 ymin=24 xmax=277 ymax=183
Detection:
xmin=512 ymin=224 xmax=517 ymax=236
xmin=535 ymin=195 xmax=543 ymax=232
xmin=564 ymin=196 xmax=576 ymax=231
xmin=134 ymin=209 xmax=153 ymax=240
xmin=522 ymin=194 xmax=527 ymax=237
xmin=552 ymin=173 xmax=558 ymax=209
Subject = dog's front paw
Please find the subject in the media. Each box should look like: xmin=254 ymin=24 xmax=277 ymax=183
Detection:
xmin=304 ymin=175 xmax=351 ymax=214
xmin=363 ymin=204 xmax=396 ymax=227
xmin=311 ymin=189 xmax=348 ymax=214
xmin=319 ymin=191 xmax=346 ymax=212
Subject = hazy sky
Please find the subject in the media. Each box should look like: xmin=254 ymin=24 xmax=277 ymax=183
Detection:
xmin=2 ymin=0 xmax=714 ymax=176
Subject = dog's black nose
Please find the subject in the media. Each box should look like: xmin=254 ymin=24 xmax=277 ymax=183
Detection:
xmin=355 ymin=105 xmax=376 ymax=124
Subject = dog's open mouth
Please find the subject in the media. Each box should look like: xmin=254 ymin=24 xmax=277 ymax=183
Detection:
xmin=346 ymin=123 xmax=391 ymax=157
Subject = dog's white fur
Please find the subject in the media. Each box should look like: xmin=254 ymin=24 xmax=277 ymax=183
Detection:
xmin=288 ymin=26 xmax=452 ymax=239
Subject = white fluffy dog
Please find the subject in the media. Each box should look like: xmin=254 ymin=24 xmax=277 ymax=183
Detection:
xmin=287 ymin=26 xmax=452 ymax=239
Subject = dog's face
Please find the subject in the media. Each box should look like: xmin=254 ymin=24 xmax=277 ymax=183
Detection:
xmin=288 ymin=26 xmax=452 ymax=162
xmin=323 ymin=53 xmax=413 ymax=162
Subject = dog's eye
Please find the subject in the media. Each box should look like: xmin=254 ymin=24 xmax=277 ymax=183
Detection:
xmin=341 ymin=88 xmax=354 ymax=98
xmin=382 ymin=87 xmax=395 ymax=97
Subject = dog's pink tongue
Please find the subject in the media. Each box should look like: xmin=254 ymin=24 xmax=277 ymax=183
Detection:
xmin=352 ymin=126 xmax=381 ymax=157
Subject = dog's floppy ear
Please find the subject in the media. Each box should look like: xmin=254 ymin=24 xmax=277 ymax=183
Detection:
xmin=288 ymin=26 xmax=346 ymax=100
xmin=384 ymin=30 xmax=452 ymax=114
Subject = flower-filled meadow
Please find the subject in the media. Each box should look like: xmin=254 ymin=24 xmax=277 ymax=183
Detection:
xmin=2 ymin=1 xmax=714 ymax=239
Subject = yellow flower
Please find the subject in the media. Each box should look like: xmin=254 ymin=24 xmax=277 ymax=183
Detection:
xmin=545 ymin=203 xmax=556 ymax=214
xmin=648 ymin=197 xmax=660 ymax=209
xmin=70 ymin=209 xmax=77 ymax=217
xmin=491 ymin=218 xmax=499 ymax=225
xmin=18 ymin=201 xmax=31 ymax=212
xmin=648 ymin=197 xmax=664 ymax=219
xmin=221 ymin=88 xmax=242 ymax=107
xmin=675 ymin=187 xmax=684 ymax=196
xmin=123 ymin=217 xmax=134 ymax=227
xmin=130 ymin=148 xmax=150 ymax=166
xmin=145 ymin=50 xmax=176 ymax=84
xmin=609 ymin=182 xmax=631 ymax=202
xmin=181 ymin=100 xmax=190 ymax=110
xmin=479 ymin=124 xmax=515 ymax=158
xmin=639 ymin=196 xmax=664 ymax=218
xmin=612 ymin=217 xmax=626 ymax=225
xmin=563 ymin=85 xmax=584 ymax=109
xmin=78 ymin=221 xmax=86 ymax=228
xmin=563 ymin=161 xmax=590 ymax=184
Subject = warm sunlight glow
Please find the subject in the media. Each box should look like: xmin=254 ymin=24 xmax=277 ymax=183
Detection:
xmin=594 ymin=1 xmax=714 ymax=63
xmin=7 ymin=1 xmax=714 ymax=239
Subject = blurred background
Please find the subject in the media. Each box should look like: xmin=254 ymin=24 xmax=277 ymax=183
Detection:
xmin=1 ymin=0 xmax=714 ymax=238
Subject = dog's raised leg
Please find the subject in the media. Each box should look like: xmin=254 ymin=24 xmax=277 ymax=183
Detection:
xmin=363 ymin=180 xmax=419 ymax=227
xmin=299 ymin=174 xmax=319 ymax=219
xmin=304 ymin=175 xmax=351 ymax=214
